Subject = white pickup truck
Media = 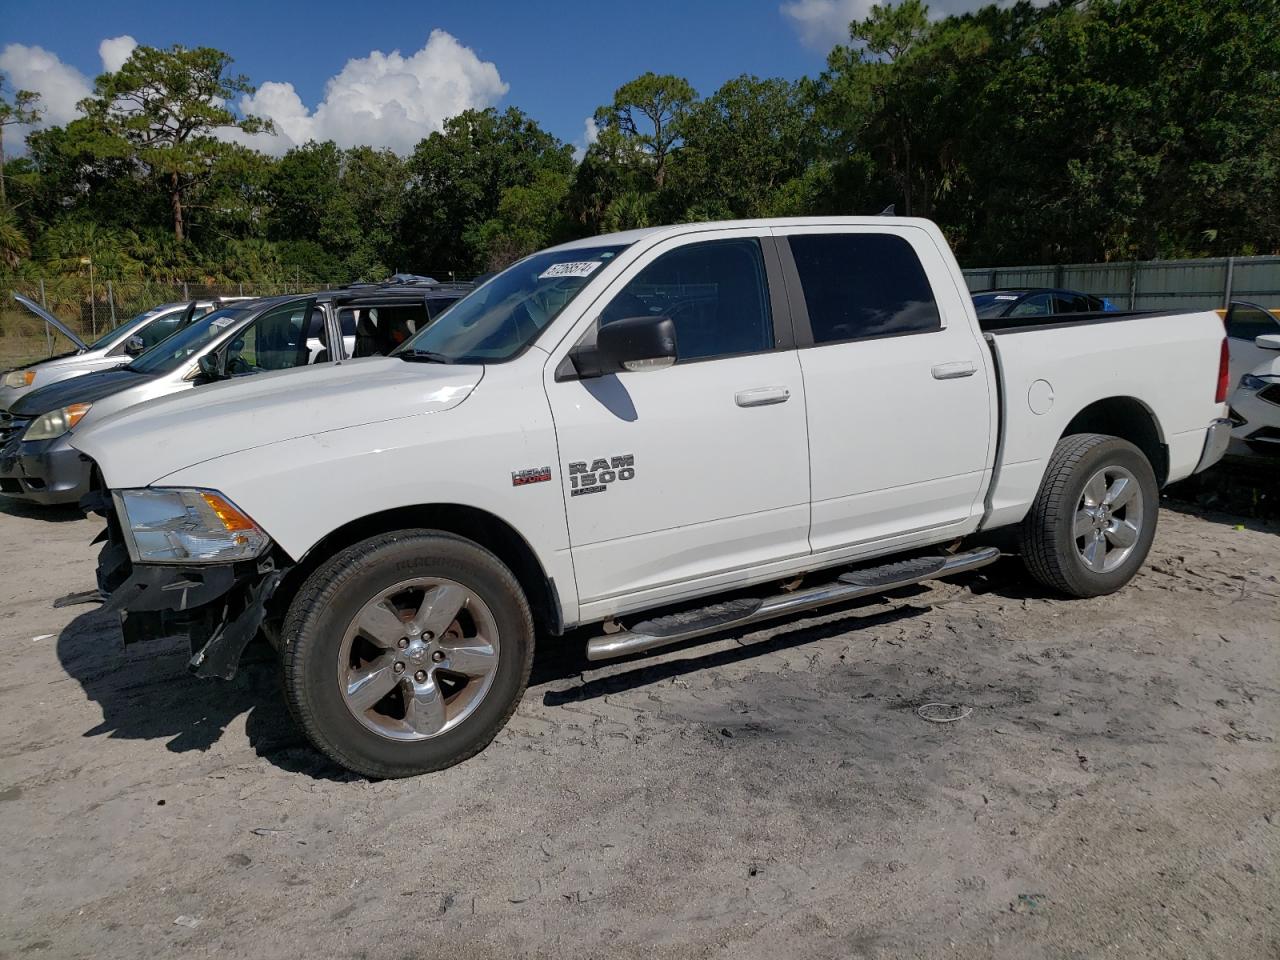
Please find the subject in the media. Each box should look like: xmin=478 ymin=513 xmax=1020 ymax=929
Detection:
xmin=73 ymin=217 xmax=1232 ymax=778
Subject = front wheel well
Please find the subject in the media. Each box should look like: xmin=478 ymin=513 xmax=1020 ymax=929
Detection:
xmin=271 ymin=505 xmax=563 ymax=636
xmin=1061 ymin=397 xmax=1168 ymax=485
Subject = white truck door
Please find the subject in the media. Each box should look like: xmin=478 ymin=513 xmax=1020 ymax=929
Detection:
xmin=545 ymin=232 xmax=811 ymax=610
xmin=773 ymin=226 xmax=993 ymax=554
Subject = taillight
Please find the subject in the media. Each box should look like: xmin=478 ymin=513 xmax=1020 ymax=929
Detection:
xmin=1215 ymin=337 xmax=1230 ymax=404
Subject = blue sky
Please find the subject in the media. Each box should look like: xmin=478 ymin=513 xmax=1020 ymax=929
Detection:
xmin=3 ymin=0 xmax=876 ymax=155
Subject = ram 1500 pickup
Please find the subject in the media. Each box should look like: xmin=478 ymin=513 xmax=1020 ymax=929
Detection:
xmin=72 ymin=217 xmax=1232 ymax=778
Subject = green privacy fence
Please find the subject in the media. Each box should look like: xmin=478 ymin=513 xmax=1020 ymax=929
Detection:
xmin=961 ymin=255 xmax=1280 ymax=311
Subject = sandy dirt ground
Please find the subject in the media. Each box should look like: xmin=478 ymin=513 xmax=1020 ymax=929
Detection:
xmin=0 ymin=490 xmax=1276 ymax=959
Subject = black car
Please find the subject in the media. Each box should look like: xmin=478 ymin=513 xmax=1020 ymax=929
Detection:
xmin=972 ymin=288 xmax=1117 ymax=320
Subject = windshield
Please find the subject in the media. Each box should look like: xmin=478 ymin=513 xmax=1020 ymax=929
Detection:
xmin=127 ymin=307 xmax=248 ymax=375
xmin=395 ymin=245 xmax=627 ymax=363
xmin=84 ymin=306 xmax=171 ymax=351
xmin=972 ymin=293 xmax=1021 ymax=319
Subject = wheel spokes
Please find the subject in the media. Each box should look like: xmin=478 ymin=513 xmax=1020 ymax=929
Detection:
xmin=1082 ymin=529 xmax=1107 ymax=571
xmin=1082 ymin=473 xmax=1107 ymax=507
xmin=1106 ymin=519 xmax=1140 ymax=548
xmin=404 ymin=675 xmax=447 ymax=736
xmin=1074 ymin=509 xmax=1096 ymax=539
xmin=1105 ymin=476 xmax=1134 ymax=508
xmin=441 ymin=640 xmax=498 ymax=678
xmin=346 ymin=655 xmax=400 ymax=712
xmin=356 ymin=599 xmax=408 ymax=649
xmin=411 ymin=584 xmax=468 ymax=638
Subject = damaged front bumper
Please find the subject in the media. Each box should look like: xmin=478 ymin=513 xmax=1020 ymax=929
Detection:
xmin=90 ymin=490 xmax=290 ymax=680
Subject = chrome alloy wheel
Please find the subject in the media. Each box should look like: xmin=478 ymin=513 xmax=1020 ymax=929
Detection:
xmin=1074 ymin=465 xmax=1145 ymax=573
xmin=338 ymin=578 xmax=500 ymax=741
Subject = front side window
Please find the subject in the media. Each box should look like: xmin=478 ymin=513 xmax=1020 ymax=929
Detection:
xmin=601 ymin=238 xmax=773 ymax=362
xmin=135 ymin=310 xmax=187 ymax=350
xmin=1009 ymin=294 xmax=1053 ymax=318
xmin=91 ymin=307 xmax=167 ymax=352
xmin=1226 ymin=303 xmax=1279 ymax=341
xmin=127 ymin=307 xmax=250 ymax=375
xmin=1053 ymin=293 xmax=1091 ymax=313
xmin=788 ymin=233 xmax=941 ymax=343
xmin=397 ymin=245 xmax=627 ymax=363
xmin=225 ymin=301 xmax=318 ymax=374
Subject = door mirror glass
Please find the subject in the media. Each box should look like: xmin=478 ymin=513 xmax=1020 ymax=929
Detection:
xmin=1255 ymin=333 xmax=1280 ymax=351
xmin=197 ymin=352 xmax=226 ymax=380
xmin=124 ymin=335 xmax=146 ymax=356
xmin=595 ymin=315 xmax=678 ymax=373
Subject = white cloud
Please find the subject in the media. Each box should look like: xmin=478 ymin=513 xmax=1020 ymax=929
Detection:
xmin=98 ymin=35 xmax=138 ymax=73
xmin=572 ymin=115 xmax=599 ymax=163
xmin=0 ymin=42 xmax=92 ymax=128
xmin=781 ymin=0 xmax=1051 ymax=50
xmin=231 ymin=29 xmax=508 ymax=156
xmin=0 ymin=36 xmax=134 ymax=152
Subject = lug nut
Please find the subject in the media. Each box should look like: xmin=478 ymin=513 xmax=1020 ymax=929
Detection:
xmin=397 ymin=638 xmax=409 ymax=649
xmin=414 ymin=670 xmax=427 ymax=682
xmin=431 ymin=650 xmax=445 ymax=663
xmin=393 ymin=662 xmax=405 ymax=674
xmin=423 ymin=631 xmax=434 ymax=641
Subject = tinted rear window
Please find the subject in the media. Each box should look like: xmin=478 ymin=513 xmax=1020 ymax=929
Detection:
xmin=788 ymin=234 xmax=940 ymax=343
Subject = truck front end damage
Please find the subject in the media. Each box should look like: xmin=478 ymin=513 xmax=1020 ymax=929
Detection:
xmin=87 ymin=487 xmax=291 ymax=680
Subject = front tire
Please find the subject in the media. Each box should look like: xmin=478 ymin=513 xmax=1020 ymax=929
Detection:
xmin=1019 ymin=434 xmax=1159 ymax=598
xmin=281 ymin=531 xmax=534 ymax=778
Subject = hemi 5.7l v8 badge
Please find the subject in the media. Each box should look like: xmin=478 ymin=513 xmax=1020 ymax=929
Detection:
xmin=568 ymin=455 xmax=635 ymax=496
xmin=512 ymin=466 xmax=552 ymax=487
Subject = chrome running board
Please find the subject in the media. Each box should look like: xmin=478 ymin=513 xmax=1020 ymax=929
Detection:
xmin=585 ymin=546 xmax=1001 ymax=662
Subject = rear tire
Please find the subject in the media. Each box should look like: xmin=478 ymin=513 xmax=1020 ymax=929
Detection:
xmin=281 ymin=530 xmax=534 ymax=778
xmin=1019 ymin=434 xmax=1159 ymax=598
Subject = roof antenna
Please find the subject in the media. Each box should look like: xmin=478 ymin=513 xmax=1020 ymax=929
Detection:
xmin=878 ymin=203 xmax=896 ymax=216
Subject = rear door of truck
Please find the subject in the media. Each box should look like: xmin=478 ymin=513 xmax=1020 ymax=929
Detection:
xmin=769 ymin=226 xmax=995 ymax=554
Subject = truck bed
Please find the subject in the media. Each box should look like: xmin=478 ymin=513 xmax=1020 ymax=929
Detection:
xmin=979 ymin=307 xmax=1227 ymax=531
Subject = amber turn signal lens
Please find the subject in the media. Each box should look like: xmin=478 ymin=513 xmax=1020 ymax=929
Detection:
xmin=200 ymin=491 xmax=257 ymax=532
xmin=65 ymin=402 xmax=92 ymax=431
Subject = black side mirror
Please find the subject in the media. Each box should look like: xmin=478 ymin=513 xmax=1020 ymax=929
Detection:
xmin=572 ymin=315 xmax=677 ymax=379
xmin=124 ymin=335 xmax=146 ymax=356
xmin=197 ymin=352 xmax=226 ymax=380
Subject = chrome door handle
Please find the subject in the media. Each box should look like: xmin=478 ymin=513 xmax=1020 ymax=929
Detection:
xmin=735 ymin=386 xmax=791 ymax=407
xmin=931 ymin=361 xmax=977 ymax=380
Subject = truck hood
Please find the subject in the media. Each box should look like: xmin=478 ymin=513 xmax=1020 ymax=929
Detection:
xmin=71 ymin=357 xmax=483 ymax=488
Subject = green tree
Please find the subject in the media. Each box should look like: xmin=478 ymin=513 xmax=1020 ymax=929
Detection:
xmin=402 ymin=107 xmax=573 ymax=272
xmin=0 ymin=78 xmax=42 ymax=207
xmin=671 ymin=75 xmax=817 ymax=220
xmin=593 ymin=72 xmax=697 ymax=189
xmin=0 ymin=203 xmax=30 ymax=267
xmin=822 ymin=0 xmax=991 ymax=219
xmin=78 ymin=44 xmax=273 ymax=242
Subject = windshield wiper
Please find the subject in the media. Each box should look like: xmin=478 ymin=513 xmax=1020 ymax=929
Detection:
xmin=398 ymin=349 xmax=452 ymax=364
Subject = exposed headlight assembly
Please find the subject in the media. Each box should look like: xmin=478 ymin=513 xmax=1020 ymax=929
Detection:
xmin=3 ymin=370 xmax=36 ymax=389
xmin=114 ymin=488 xmax=270 ymax=564
xmin=1238 ymin=373 xmax=1269 ymax=391
xmin=23 ymin=402 xmax=91 ymax=441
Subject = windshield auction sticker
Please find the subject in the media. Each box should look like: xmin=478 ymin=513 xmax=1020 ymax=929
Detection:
xmin=539 ymin=261 xmax=603 ymax=280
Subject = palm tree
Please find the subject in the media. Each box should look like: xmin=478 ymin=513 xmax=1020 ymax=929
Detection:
xmin=0 ymin=204 xmax=30 ymax=268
